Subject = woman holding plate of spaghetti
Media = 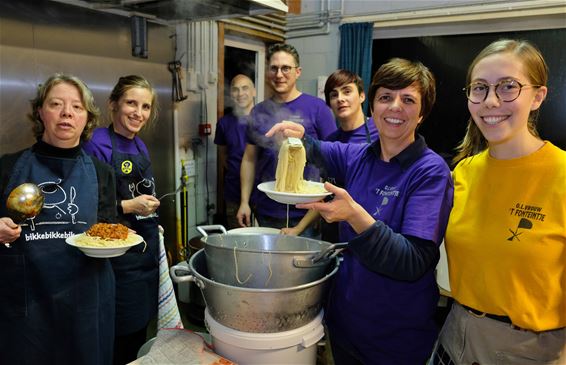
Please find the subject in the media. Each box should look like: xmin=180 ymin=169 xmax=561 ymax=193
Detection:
xmin=84 ymin=75 xmax=160 ymax=365
xmin=0 ymin=73 xmax=117 ymax=365
xmin=267 ymin=58 xmax=454 ymax=364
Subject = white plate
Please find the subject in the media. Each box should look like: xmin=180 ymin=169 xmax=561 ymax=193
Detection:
xmin=257 ymin=181 xmax=332 ymax=205
xmin=227 ymin=227 xmax=281 ymax=235
xmin=66 ymin=233 xmax=144 ymax=258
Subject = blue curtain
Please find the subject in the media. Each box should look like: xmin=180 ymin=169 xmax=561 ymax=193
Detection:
xmin=338 ymin=22 xmax=373 ymax=114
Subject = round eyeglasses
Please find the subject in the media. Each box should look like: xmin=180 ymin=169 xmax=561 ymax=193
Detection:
xmin=268 ymin=65 xmax=298 ymax=75
xmin=463 ymin=79 xmax=542 ymax=104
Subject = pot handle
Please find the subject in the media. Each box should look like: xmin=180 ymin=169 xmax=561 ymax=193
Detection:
xmin=196 ymin=224 xmax=228 ymax=237
xmin=293 ymin=242 xmax=348 ymax=268
xmin=169 ymin=264 xmax=205 ymax=289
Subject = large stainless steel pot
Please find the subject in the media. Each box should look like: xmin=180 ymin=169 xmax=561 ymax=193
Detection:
xmin=197 ymin=225 xmax=346 ymax=288
xmin=170 ymin=249 xmax=339 ymax=333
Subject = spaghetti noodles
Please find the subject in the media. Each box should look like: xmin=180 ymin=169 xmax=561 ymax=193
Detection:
xmin=275 ymin=139 xmax=326 ymax=194
xmin=74 ymin=223 xmax=136 ymax=247
xmin=275 ymin=139 xmax=307 ymax=193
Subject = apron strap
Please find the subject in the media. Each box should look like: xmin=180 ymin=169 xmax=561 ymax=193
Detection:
xmin=108 ymin=125 xmax=149 ymax=163
xmin=3 ymin=149 xmax=33 ymax=200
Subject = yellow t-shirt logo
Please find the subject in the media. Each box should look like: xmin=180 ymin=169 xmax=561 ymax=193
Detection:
xmin=121 ymin=160 xmax=133 ymax=174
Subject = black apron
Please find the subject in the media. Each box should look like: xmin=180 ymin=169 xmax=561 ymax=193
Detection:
xmin=0 ymin=148 xmax=115 ymax=365
xmin=109 ymin=127 xmax=159 ymax=336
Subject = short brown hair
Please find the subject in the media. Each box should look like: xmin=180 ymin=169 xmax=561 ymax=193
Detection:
xmin=28 ymin=73 xmax=100 ymax=141
xmin=324 ymin=69 xmax=364 ymax=106
xmin=368 ymin=58 xmax=436 ymax=121
xmin=267 ymin=43 xmax=300 ymax=66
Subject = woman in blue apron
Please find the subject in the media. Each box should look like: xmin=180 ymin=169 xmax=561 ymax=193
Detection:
xmin=0 ymin=74 xmax=117 ymax=365
xmin=84 ymin=75 xmax=160 ymax=365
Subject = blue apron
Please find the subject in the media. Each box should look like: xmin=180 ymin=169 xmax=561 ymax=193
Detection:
xmin=109 ymin=127 xmax=159 ymax=335
xmin=0 ymin=148 xmax=115 ymax=365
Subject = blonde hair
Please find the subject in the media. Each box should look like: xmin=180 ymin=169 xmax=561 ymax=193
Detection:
xmin=453 ymin=39 xmax=548 ymax=164
xmin=28 ymin=73 xmax=100 ymax=141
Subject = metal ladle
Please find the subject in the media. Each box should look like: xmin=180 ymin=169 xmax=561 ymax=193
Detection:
xmin=5 ymin=183 xmax=44 ymax=247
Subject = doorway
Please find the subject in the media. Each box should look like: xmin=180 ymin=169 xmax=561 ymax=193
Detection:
xmin=224 ymin=36 xmax=266 ymax=109
xmin=215 ymin=36 xmax=266 ymax=226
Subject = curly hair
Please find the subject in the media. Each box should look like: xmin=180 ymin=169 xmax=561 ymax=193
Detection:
xmin=28 ymin=73 xmax=100 ymax=141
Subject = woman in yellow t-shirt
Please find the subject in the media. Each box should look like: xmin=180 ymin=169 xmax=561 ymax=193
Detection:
xmin=433 ymin=39 xmax=566 ymax=364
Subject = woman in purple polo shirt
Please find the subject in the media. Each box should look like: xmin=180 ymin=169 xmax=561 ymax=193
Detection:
xmin=267 ymin=58 xmax=454 ymax=364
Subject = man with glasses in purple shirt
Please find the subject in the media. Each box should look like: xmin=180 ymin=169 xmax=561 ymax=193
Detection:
xmin=236 ymin=43 xmax=336 ymax=235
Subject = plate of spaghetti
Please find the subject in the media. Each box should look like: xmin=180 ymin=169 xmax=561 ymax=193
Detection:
xmin=66 ymin=223 xmax=144 ymax=258
xmin=258 ymin=181 xmax=331 ymax=205
xmin=261 ymin=139 xmax=332 ymax=205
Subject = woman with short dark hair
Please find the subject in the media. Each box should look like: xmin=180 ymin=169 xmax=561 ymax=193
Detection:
xmin=267 ymin=58 xmax=454 ymax=364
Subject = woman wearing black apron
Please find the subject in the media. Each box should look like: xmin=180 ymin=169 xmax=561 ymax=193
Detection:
xmin=84 ymin=75 xmax=160 ymax=365
xmin=0 ymin=74 xmax=117 ymax=364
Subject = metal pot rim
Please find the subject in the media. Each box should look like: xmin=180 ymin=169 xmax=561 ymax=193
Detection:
xmin=189 ymin=249 xmax=339 ymax=293
xmin=201 ymin=233 xmax=331 ymax=255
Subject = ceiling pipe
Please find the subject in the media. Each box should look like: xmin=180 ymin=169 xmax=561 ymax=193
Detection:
xmin=285 ymin=0 xmax=343 ymax=39
xmin=241 ymin=16 xmax=287 ymax=31
xmin=221 ymin=18 xmax=285 ymax=38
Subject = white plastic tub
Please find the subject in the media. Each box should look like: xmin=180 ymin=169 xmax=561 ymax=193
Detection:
xmin=205 ymin=308 xmax=324 ymax=365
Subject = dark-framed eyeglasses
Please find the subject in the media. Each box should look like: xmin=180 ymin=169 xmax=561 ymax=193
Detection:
xmin=463 ymin=79 xmax=542 ymax=104
xmin=268 ymin=65 xmax=298 ymax=75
